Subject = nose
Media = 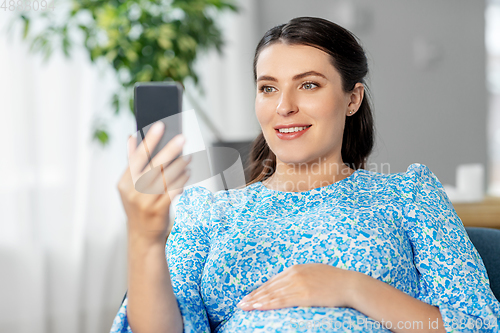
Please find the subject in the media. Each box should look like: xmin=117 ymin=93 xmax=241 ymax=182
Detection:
xmin=276 ymin=90 xmax=298 ymax=116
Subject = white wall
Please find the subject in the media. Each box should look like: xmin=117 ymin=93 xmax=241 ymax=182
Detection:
xmin=185 ymin=0 xmax=261 ymax=143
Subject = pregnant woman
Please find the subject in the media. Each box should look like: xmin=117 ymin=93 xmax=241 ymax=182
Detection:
xmin=111 ymin=17 xmax=500 ymax=332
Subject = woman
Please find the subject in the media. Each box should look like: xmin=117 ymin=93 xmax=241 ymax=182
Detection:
xmin=111 ymin=17 xmax=500 ymax=332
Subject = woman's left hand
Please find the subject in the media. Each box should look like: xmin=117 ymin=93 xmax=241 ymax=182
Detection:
xmin=236 ymin=263 xmax=358 ymax=311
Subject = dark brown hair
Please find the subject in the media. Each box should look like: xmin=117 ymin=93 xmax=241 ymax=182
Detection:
xmin=244 ymin=17 xmax=374 ymax=186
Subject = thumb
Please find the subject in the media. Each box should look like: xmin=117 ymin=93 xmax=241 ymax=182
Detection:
xmin=127 ymin=132 xmax=138 ymax=159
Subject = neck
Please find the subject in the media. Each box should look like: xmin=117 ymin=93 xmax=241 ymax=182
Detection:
xmin=263 ymin=157 xmax=355 ymax=192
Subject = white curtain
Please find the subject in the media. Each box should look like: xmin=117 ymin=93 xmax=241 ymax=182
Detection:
xmin=0 ymin=1 xmax=259 ymax=332
xmin=0 ymin=14 xmax=132 ymax=333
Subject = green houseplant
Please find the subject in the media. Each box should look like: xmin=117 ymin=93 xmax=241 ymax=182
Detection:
xmin=10 ymin=0 xmax=238 ymax=145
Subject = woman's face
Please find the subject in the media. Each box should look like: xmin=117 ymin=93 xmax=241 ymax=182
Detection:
xmin=255 ymin=43 xmax=362 ymax=167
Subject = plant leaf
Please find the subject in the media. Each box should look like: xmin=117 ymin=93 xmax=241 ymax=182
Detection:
xmin=93 ymin=128 xmax=109 ymax=146
xmin=22 ymin=16 xmax=30 ymax=39
xmin=112 ymin=93 xmax=120 ymax=114
xmin=13 ymin=0 xmax=241 ymax=149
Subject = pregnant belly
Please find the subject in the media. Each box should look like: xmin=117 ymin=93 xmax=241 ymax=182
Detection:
xmin=215 ymin=306 xmax=391 ymax=333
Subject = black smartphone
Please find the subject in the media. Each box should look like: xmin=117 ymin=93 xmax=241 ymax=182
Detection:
xmin=134 ymin=81 xmax=183 ymax=165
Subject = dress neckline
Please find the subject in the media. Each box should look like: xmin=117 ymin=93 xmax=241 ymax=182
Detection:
xmin=255 ymin=168 xmax=360 ymax=195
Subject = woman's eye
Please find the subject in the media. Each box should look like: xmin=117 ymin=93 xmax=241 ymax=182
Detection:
xmin=261 ymin=86 xmax=276 ymax=93
xmin=303 ymin=82 xmax=318 ymax=90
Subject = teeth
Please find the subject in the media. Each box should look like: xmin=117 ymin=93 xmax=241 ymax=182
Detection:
xmin=278 ymin=126 xmax=309 ymax=133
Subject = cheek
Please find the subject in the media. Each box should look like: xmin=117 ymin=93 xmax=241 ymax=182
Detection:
xmin=255 ymin=98 xmax=273 ymax=126
xmin=304 ymin=93 xmax=338 ymax=111
xmin=307 ymin=95 xmax=345 ymax=122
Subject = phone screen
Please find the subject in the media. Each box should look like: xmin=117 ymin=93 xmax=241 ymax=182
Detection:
xmin=134 ymin=81 xmax=183 ymax=163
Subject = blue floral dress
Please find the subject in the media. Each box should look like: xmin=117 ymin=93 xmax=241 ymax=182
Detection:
xmin=110 ymin=163 xmax=500 ymax=332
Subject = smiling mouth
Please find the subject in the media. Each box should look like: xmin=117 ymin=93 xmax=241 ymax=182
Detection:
xmin=275 ymin=125 xmax=312 ymax=133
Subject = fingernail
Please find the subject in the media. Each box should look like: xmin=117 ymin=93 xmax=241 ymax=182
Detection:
xmin=175 ymin=135 xmax=185 ymax=146
xmin=151 ymin=121 xmax=164 ymax=134
xmin=253 ymin=303 xmax=262 ymax=308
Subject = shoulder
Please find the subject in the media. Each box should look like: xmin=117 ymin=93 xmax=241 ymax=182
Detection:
xmin=176 ymin=185 xmax=215 ymax=207
xmin=392 ymin=163 xmax=456 ymax=218
xmin=172 ymin=183 xmax=262 ymax=233
xmin=350 ymin=163 xmax=446 ymax=203
xmin=398 ymin=163 xmax=448 ymax=202
xmin=400 ymin=163 xmax=441 ymax=187
xmin=347 ymin=164 xmax=417 ymax=194
xmin=174 ymin=183 xmax=261 ymax=212
xmin=355 ymin=162 xmax=435 ymax=183
xmin=356 ymin=163 xmax=441 ymax=190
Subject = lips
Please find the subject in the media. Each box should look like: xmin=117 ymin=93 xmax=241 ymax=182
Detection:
xmin=274 ymin=125 xmax=312 ymax=132
xmin=274 ymin=124 xmax=312 ymax=130
xmin=275 ymin=125 xmax=312 ymax=140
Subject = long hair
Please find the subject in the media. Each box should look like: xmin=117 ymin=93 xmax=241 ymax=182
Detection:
xmin=245 ymin=17 xmax=374 ymax=186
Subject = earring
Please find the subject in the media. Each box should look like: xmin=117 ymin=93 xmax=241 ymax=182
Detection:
xmin=349 ymin=110 xmax=353 ymax=114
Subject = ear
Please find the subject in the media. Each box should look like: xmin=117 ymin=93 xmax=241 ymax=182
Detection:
xmin=346 ymin=83 xmax=364 ymax=116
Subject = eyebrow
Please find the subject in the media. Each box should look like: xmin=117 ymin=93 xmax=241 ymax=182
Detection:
xmin=256 ymin=70 xmax=327 ymax=83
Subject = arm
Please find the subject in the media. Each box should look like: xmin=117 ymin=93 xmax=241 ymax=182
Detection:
xmin=126 ymin=217 xmax=178 ymax=330
xmin=347 ymin=270 xmax=445 ymax=332
xmin=112 ymin=130 xmax=189 ymax=333
xmin=165 ymin=186 xmax=213 ymax=333
xmin=350 ymin=164 xmax=500 ymax=332
xmin=399 ymin=163 xmax=500 ymax=332
xmin=111 ymin=184 xmax=213 ymax=333
xmin=237 ymin=262 xmax=445 ymax=332
xmin=127 ymin=236 xmax=183 ymax=333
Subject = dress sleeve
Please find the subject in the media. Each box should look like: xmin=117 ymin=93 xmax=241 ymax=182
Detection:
xmin=166 ymin=185 xmax=213 ymax=332
xmin=401 ymin=163 xmax=500 ymax=332
xmin=109 ymin=186 xmax=213 ymax=333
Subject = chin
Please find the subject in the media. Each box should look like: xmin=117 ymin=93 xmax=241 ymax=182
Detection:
xmin=274 ymin=153 xmax=314 ymax=165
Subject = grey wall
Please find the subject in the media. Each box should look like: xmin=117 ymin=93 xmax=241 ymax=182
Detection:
xmin=255 ymin=0 xmax=488 ymax=185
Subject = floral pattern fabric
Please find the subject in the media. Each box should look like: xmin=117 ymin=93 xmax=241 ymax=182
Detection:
xmin=110 ymin=163 xmax=500 ymax=332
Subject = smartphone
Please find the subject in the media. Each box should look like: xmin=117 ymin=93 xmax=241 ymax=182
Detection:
xmin=134 ymin=81 xmax=183 ymax=165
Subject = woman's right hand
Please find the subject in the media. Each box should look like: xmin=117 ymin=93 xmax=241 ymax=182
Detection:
xmin=117 ymin=121 xmax=191 ymax=245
